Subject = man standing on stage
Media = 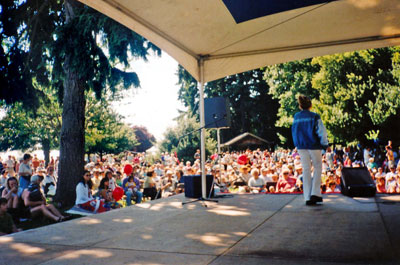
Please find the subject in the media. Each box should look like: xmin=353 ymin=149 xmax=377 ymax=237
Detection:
xmin=292 ymin=95 xmax=328 ymax=206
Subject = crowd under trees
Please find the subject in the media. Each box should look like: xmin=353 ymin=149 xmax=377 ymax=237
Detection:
xmin=1 ymin=1 xmax=400 ymax=206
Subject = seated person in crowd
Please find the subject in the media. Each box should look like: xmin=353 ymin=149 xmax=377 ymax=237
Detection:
xmin=91 ymin=169 xmax=102 ymax=191
xmin=227 ymin=168 xmax=238 ymax=185
xmin=122 ymin=174 xmax=143 ymax=206
xmin=21 ymin=175 xmax=67 ymax=222
xmin=376 ymin=176 xmax=386 ymax=193
xmin=161 ymin=170 xmax=177 ymax=197
xmin=268 ymin=186 xmax=276 ymax=193
xmin=1 ymin=177 xmax=22 ymax=211
xmin=260 ymin=167 xmax=272 ymax=182
xmin=143 ymin=169 xmax=161 ymax=200
xmin=75 ymin=171 xmax=109 ymax=213
xmin=96 ymin=177 xmax=120 ymax=208
xmin=276 ymin=167 xmax=297 ymax=193
xmin=375 ymin=167 xmax=385 ymax=179
xmin=105 ymin=170 xmax=116 ymax=191
xmin=175 ymin=170 xmax=185 ymax=194
xmin=238 ymin=165 xmax=251 ymax=183
xmin=42 ymin=166 xmax=57 ymax=197
xmin=115 ymin=171 xmax=123 ymax=186
xmin=0 ymin=198 xmax=22 ymax=235
xmin=367 ymin=157 xmax=377 ymax=170
xmin=0 ymin=169 xmax=8 ymax=188
xmin=232 ymin=165 xmax=251 ymax=191
xmin=326 ymin=181 xmax=340 ymax=193
xmin=248 ymin=168 xmax=266 ymax=193
xmin=386 ymin=177 xmax=398 ymax=193
xmin=385 ymin=165 xmax=397 ymax=191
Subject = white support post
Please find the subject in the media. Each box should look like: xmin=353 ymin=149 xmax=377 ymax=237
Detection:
xmin=217 ymin=127 xmax=222 ymax=176
xmin=217 ymin=128 xmax=221 ymax=154
xmin=198 ymin=58 xmax=207 ymax=199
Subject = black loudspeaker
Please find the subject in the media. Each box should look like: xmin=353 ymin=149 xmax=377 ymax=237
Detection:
xmin=204 ymin=97 xmax=231 ymax=128
xmin=340 ymin=167 xmax=376 ymax=197
xmin=184 ymin=175 xmax=214 ymax=198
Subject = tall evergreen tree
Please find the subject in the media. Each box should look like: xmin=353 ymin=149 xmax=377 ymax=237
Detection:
xmin=0 ymin=0 xmax=160 ymax=206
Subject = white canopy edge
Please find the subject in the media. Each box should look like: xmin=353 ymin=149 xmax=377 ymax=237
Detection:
xmin=204 ymin=36 xmax=400 ymax=82
xmin=80 ymin=0 xmax=200 ymax=79
xmin=80 ymin=0 xmax=400 ymax=82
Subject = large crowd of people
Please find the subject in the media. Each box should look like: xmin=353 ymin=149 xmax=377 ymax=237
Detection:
xmin=1 ymin=142 xmax=400 ymax=235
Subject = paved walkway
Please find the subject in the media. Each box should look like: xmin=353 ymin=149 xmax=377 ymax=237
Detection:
xmin=1 ymin=193 xmax=399 ymax=264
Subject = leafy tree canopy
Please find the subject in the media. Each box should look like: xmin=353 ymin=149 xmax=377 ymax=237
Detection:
xmin=0 ymin=82 xmax=62 ymax=165
xmin=178 ymin=67 xmax=280 ymax=147
xmin=266 ymin=47 xmax=400 ymax=146
xmin=85 ymin=91 xmax=137 ymax=156
xmin=159 ymin=114 xmax=216 ymax=163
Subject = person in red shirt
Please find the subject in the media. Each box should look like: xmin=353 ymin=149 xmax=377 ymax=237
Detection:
xmin=276 ymin=167 xmax=297 ymax=193
xmin=31 ymin=154 xmax=40 ymax=173
xmin=376 ymin=176 xmax=386 ymax=193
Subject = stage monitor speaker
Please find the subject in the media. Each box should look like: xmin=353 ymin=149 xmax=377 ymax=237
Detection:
xmin=340 ymin=167 xmax=376 ymax=197
xmin=184 ymin=175 xmax=214 ymax=198
xmin=204 ymin=97 xmax=231 ymax=129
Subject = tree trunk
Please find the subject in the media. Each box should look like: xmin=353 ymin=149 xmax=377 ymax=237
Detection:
xmin=42 ymin=138 xmax=50 ymax=167
xmin=54 ymin=0 xmax=85 ymax=207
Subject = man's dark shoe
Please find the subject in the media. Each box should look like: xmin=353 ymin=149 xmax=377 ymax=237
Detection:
xmin=306 ymin=200 xmax=316 ymax=206
xmin=310 ymin=195 xmax=323 ymax=203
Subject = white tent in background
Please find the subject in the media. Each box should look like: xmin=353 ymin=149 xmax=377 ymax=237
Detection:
xmin=78 ymin=0 xmax=400 ymax=198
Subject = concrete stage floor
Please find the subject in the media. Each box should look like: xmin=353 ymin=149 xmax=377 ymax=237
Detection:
xmin=1 ymin=193 xmax=399 ymax=265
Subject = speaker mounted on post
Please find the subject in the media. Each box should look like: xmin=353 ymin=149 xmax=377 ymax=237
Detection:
xmin=204 ymin=97 xmax=231 ymax=129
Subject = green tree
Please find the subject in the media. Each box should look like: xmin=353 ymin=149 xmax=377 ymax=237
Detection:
xmin=266 ymin=47 xmax=400 ymax=146
xmin=85 ymin=92 xmax=137 ymax=157
xmin=159 ymin=114 xmax=216 ymax=163
xmin=178 ymin=67 xmax=280 ymax=147
xmin=177 ymin=65 xmax=199 ymax=116
xmin=1 ymin=1 xmax=160 ymax=206
xmin=265 ymin=59 xmax=318 ymax=146
xmin=206 ymin=69 xmax=280 ymax=146
xmin=0 ymin=85 xmax=62 ymax=166
xmin=311 ymin=47 xmax=400 ymax=145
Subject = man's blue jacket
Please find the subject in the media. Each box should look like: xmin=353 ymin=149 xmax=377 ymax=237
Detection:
xmin=292 ymin=110 xmax=328 ymax=150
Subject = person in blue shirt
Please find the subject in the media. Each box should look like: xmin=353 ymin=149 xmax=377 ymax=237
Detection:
xmin=122 ymin=174 xmax=143 ymax=206
xmin=292 ymin=95 xmax=328 ymax=206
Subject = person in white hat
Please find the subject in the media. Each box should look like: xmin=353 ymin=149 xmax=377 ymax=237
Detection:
xmin=161 ymin=169 xmax=177 ymax=197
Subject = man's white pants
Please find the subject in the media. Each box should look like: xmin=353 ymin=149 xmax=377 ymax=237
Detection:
xmin=298 ymin=149 xmax=322 ymax=201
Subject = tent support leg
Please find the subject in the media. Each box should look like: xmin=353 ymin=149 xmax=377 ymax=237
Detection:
xmin=199 ymin=58 xmax=217 ymax=203
xmin=182 ymin=57 xmax=218 ymax=206
xmin=199 ymin=58 xmax=207 ymax=199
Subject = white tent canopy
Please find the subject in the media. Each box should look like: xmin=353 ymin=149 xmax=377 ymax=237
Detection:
xmin=80 ymin=0 xmax=400 ymax=82
xmin=78 ymin=0 xmax=400 ymax=199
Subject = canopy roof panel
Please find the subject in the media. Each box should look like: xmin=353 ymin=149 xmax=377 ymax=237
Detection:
xmin=79 ymin=0 xmax=400 ymax=82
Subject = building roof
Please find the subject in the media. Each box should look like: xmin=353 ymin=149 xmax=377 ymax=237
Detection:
xmin=221 ymin=132 xmax=271 ymax=148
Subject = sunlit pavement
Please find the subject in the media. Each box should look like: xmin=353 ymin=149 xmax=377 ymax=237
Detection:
xmin=1 ymin=193 xmax=399 ymax=265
